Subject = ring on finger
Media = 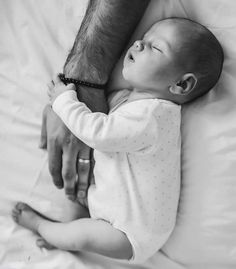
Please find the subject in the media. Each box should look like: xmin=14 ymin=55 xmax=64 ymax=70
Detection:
xmin=78 ymin=158 xmax=90 ymax=164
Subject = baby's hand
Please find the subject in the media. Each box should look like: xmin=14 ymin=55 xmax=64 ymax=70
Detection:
xmin=47 ymin=74 xmax=76 ymax=105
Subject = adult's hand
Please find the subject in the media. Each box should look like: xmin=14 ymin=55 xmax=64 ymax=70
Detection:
xmin=39 ymin=0 xmax=149 ymax=203
xmin=40 ymin=104 xmax=92 ymax=203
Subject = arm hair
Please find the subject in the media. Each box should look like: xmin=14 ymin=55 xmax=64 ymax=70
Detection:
xmin=64 ymin=0 xmax=150 ymax=85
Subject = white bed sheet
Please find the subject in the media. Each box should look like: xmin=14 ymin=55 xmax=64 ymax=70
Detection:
xmin=0 ymin=1 xmax=184 ymax=268
xmin=1 ymin=0 xmax=236 ymax=268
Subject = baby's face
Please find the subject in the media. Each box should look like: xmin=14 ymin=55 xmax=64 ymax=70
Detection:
xmin=123 ymin=21 xmax=183 ymax=92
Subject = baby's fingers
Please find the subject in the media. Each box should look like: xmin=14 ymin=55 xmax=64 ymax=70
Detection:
xmin=47 ymin=84 xmax=53 ymax=98
xmin=66 ymin=83 xmax=76 ymax=91
xmin=52 ymin=73 xmax=63 ymax=86
xmin=47 ymin=80 xmax=55 ymax=90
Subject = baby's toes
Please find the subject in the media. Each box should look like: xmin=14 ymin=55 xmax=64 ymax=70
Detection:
xmin=36 ymin=238 xmax=55 ymax=250
xmin=11 ymin=208 xmax=20 ymax=222
xmin=15 ymin=202 xmax=26 ymax=211
xmin=16 ymin=202 xmax=30 ymax=211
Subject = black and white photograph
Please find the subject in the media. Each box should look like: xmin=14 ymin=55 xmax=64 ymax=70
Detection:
xmin=0 ymin=1 xmax=234 ymax=268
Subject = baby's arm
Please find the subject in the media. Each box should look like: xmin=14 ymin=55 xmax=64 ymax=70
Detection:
xmin=47 ymin=74 xmax=75 ymax=104
xmin=52 ymin=89 xmax=158 ymax=152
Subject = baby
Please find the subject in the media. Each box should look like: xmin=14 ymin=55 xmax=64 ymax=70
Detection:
xmin=12 ymin=18 xmax=223 ymax=263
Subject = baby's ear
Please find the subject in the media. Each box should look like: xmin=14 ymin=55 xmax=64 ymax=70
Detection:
xmin=169 ymin=73 xmax=197 ymax=96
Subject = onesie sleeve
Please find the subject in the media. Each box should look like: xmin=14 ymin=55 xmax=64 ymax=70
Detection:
xmin=52 ymin=90 xmax=158 ymax=152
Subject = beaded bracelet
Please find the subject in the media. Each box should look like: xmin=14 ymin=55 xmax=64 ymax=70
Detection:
xmin=58 ymin=73 xmax=106 ymax=90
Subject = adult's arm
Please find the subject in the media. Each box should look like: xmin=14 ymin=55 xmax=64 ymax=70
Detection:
xmin=40 ymin=0 xmax=150 ymax=202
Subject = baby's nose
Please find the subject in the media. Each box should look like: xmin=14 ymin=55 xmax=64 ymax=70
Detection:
xmin=134 ymin=40 xmax=144 ymax=51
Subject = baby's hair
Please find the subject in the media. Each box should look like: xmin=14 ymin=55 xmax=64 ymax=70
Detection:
xmin=165 ymin=17 xmax=224 ymax=102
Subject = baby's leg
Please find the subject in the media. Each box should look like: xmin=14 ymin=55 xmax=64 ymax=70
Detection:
xmin=12 ymin=202 xmax=89 ymax=249
xmin=12 ymin=203 xmax=132 ymax=260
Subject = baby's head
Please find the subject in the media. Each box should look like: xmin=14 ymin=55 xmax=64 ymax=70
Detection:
xmin=122 ymin=18 xmax=224 ymax=104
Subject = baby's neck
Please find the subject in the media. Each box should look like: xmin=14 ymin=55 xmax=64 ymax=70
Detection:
xmin=127 ymin=88 xmax=167 ymax=103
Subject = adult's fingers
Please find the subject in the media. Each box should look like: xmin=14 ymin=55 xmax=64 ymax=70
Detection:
xmin=47 ymin=138 xmax=63 ymax=189
xmin=61 ymin=140 xmax=78 ymax=201
xmin=39 ymin=105 xmax=49 ymax=149
xmin=76 ymin=145 xmax=91 ymax=204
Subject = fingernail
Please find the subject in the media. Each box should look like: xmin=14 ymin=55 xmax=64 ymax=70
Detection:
xmin=67 ymin=195 xmax=76 ymax=201
xmin=77 ymin=191 xmax=85 ymax=198
xmin=39 ymin=141 xmax=47 ymax=149
xmin=38 ymin=142 xmax=43 ymax=148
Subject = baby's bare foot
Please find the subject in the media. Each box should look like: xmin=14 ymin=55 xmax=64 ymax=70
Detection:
xmin=36 ymin=238 xmax=55 ymax=250
xmin=12 ymin=202 xmax=43 ymax=233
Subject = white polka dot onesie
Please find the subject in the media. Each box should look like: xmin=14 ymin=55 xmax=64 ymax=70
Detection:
xmin=53 ymin=89 xmax=181 ymax=263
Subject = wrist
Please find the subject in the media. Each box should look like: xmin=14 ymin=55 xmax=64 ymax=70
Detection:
xmin=63 ymin=56 xmax=108 ymax=85
xmin=59 ymin=74 xmax=108 ymax=114
xmin=59 ymin=73 xmax=106 ymax=90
